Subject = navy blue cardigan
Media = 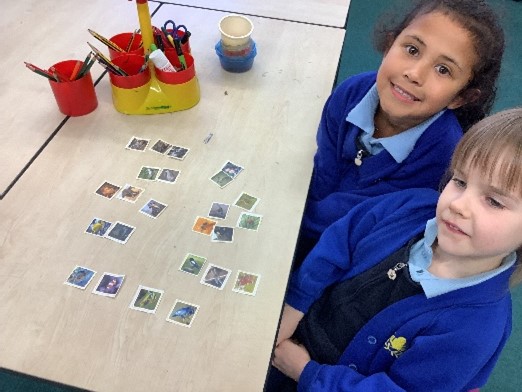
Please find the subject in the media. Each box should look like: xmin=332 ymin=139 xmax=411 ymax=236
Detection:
xmin=300 ymin=72 xmax=463 ymax=243
xmin=287 ymin=189 xmax=513 ymax=391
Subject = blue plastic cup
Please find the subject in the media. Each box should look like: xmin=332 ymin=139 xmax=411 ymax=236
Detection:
xmin=215 ymin=41 xmax=257 ymax=73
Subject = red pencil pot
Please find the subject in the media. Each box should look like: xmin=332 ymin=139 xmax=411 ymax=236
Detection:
xmin=109 ymin=32 xmax=145 ymax=60
xmin=154 ymin=52 xmax=195 ymax=84
xmin=109 ymin=54 xmax=151 ymax=89
xmin=48 ymin=60 xmax=98 ymax=116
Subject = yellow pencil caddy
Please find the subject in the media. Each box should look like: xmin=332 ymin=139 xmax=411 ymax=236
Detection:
xmin=109 ymin=0 xmax=200 ymax=115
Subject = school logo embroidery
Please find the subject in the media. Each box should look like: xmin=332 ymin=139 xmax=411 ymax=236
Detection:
xmin=384 ymin=335 xmax=407 ymax=358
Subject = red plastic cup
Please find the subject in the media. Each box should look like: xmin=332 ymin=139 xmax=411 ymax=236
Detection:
xmin=108 ymin=32 xmax=144 ymax=60
xmin=48 ymin=60 xmax=98 ymax=116
xmin=109 ymin=54 xmax=151 ymax=89
xmin=154 ymin=52 xmax=195 ymax=84
xmin=221 ymin=38 xmax=253 ymax=57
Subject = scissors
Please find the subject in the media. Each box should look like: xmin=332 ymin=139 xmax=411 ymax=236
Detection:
xmin=163 ymin=20 xmax=189 ymax=43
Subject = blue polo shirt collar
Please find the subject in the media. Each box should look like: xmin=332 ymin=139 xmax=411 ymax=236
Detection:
xmin=346 ymin=84 xmax=444 ymax=163
xmin=408 ymin=218 xmax=517 ymax=298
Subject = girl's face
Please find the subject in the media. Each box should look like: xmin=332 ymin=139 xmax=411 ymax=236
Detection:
xmin=375 ymin=11 xmax=478 ymax=134
xmin=435 ymin=158 xmax=522 ymax=272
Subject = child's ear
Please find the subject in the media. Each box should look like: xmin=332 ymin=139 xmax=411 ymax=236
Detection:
xmin=448 ymin=88 xmax=481 ymax=109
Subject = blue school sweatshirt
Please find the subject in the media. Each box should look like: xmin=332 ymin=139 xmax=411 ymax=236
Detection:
xmin=300 ymin=71 xmax=463 ymax=244
xmin=287 ymin=189 xmax=513 ymax=392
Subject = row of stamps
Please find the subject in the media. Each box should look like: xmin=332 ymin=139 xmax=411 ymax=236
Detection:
xmin=85 ymin=192 xmax=262 ymax=245
xmin=85 ymin=209 xmax=262 ymax=246
xmin=85 ymin=219 xmax=135 ymax=244
xmin=96 ymin=182 xmax=145 ymax=203
xmin=132 ymin=160 xmax=243 ymax=189
xmin=96 ymin=166 xmax=179 ymax=203
xmin=95 ymin=164 xmax=252 ymax=207
xmin=65 ymin=262 xmax=261 ymax=328
xmin=126 ymin=136 xmax=190 ymax=160
xmin=126 ymin=137 xmax=246 ymax=189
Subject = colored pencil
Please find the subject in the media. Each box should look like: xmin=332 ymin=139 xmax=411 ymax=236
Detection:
xmin=50 ymin=66 xmax=70 ymax=82
xmin=74 ymin=52 xmax=93 ymax=80
xmin=24 ymin=62 xmax=58 ymax=81
xmin=69 ymin=60 xmax=83 ymax=81
xmin=78 ymin=54 xmax=96 ymax=79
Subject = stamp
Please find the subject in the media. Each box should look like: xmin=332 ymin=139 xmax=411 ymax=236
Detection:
xmin=129 ymin=285 xmax=164 ymax=313
xmin=64 ymin=266 xmax=96 ymax=289
xmin=166 ymin=300 xmax=200 ymax=327
xmin=92 ymin=273 xmax=125 ymax=298
xmin=200 ymin=264 xmax=231 ymax=290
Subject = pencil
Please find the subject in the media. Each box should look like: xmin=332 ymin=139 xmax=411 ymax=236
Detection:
xmin=69 ymin=60 xmax=83 ymax=81
xmin=88 ymin=28 xmax=124 ymax=52
xmin=78 ymin=54 xmax=96 ymax=79
xmin=27 ymin=66 xmax=56 ymax=81
xmin=125 ymin=29 xmax=138 ymax=52
xmin=95 ymin=57 xmax=125 ymax=76
xmin=24 ymin=62 xmax=58 ymax=81
xmin=75 ymin=52 xmax=93 ymax=80
xmin=92 ymin=52 xmax=127 ymax=76
xmin=50 ymin=66 xmax=70 ymax=82
xmin=87 ymin=42 xmax=128 ymax=76
xmin=138 ymin=54 xmax=149 ymax=73
xmin=51 ymin=68 xmax=62 ymax=82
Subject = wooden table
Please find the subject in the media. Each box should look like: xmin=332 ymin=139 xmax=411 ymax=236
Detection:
xmin=0 ymin=3 xmax=344 ymax=391
xmin=0 ymin=0 xmax=159 ymax=198
xmin=158 ymin=0 xmax=351 ymax=27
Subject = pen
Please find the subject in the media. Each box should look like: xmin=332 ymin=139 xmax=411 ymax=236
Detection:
xmin=181 ymin=30 xmax=191 ymax=45
xmin=88 ymin=28 xmax=125 ymax=52
xmin=173 ymin=39 xmax=186 ymax=70
xmin=154 ymin=33 xmax=165 ymax=52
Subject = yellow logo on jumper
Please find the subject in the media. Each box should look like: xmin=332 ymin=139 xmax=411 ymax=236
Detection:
xmin=384 ymin=335 xmax=407 ymax=358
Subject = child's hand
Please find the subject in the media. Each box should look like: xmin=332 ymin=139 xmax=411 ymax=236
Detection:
xmin=276 ymin=304 xmax=304 ymax=345
xmin=272 ymin=339 xmax=311 ymax=382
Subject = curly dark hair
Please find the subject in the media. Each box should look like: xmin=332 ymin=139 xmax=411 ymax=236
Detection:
xmin=374 ymin=0 xmax=505 ymax=131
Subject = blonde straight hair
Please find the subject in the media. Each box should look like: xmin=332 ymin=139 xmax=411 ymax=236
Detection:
xmin=449 ymin=107 xmax=522 ymax=286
